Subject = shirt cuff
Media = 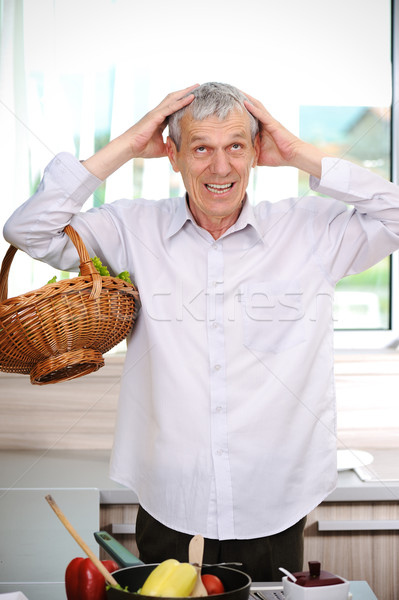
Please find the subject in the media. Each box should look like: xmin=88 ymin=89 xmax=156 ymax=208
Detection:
xmin=309 ymin=157 xmax=351 ymax=197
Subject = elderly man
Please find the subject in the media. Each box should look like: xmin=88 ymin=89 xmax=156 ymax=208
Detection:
xmin=4 ymin=82 xmax=399 ymax=580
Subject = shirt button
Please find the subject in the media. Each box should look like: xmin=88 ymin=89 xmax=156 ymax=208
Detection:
xmin=214 ymin=364 xmax=221 ymax=371
xmin=216 ymin=449 xmax=223 ymax=456
xmin=212 ymin=243 xmax=219 ymax=250
xmin=216 ymin=406 xmax=223 ymax=413
xmin=211 ymin=321 xmax=218 ymax=329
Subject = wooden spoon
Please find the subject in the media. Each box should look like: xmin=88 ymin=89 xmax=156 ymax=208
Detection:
xmin=45 ymin=494 xmax=121 ymax=589
xmin=189 ymin=534 xmax=208 ymax=597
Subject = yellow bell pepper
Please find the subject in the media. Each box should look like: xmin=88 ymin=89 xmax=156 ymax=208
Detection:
xmin=140 ymin=558 xmax=197 ymax=597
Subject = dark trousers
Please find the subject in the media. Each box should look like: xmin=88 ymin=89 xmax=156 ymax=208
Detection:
xmin=136 ymin=506 xmax=306 ymax=581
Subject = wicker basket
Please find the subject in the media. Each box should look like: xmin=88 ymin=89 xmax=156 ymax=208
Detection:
xmin=0 ymin=224 xmax=139 ymax=385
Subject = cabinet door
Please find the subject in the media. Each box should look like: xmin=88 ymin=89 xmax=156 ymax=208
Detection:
xmin=0 ymin=488 xmax=100 ymax=600
xmin=100 ymin=503 xmax=139 ymax=560
xmin=304 ymin=502 xmax=399 ymax=600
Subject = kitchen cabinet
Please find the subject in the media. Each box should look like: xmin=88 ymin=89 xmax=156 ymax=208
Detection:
xmin=0 ymin=488 xmax=100 ymax=600
xmin=0 ymin=450 xmax=117 ymax=600
xmin=1 ymin=450 xmax=398 ymax=599
xmin=99 ymin=499 xmax=399 ymax=600
xmin=99 ymin=503 xmax=140 ymax=559
xmin=304 ymin=501 xmax=399 ymax=600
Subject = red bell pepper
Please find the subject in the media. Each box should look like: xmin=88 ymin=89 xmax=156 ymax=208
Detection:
xmin=65 ymin=556 xmax=119 ymax=600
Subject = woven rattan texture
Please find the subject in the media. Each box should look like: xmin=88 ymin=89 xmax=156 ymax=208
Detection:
xmin=0 ymin=225 xmax=138 ymax=385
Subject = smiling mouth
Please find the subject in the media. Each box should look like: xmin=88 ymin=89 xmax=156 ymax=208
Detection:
xmin=205 ymin=183 xmax=234 ymax=194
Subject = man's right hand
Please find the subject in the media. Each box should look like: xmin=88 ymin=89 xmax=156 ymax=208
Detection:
xmin=123 ymin=84 xmax=199 ymax=159
xmin=83 ymin=84 xmax=199 ymax=180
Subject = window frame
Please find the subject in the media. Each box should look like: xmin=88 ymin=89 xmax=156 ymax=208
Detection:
xmin=334 ymin=0 xmax=399 ymax=350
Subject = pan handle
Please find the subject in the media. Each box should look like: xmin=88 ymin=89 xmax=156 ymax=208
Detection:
xmin=94 ymin=531 xmax=144 ymax=568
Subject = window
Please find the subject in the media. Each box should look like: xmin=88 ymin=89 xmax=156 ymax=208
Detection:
xmin=0 ymin=0 xmax=396 ymax=348
xmin=299 ymin=105 xmax=392 ymax=335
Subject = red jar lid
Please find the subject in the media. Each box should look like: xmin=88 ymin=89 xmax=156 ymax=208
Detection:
xmin=293 ymin=561 xmax=345 ymax=587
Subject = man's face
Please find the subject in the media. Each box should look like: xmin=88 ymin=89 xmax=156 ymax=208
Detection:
xmin=167 ymin=109 xmax=259 ymax=231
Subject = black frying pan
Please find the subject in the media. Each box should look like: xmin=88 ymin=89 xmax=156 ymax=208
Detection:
xmin=94 ymin=531 xmax=252 ymax=600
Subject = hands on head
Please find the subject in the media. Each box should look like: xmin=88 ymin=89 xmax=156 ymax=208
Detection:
xmin=83 ymin=83 xmax=325 ymax=181
xmin=125 ymin=84 xmax=200 ymax=159
xmin=242 ymin=92 xmax=302 ymax=168
xmin=243 ymin=91 xmax=326 ymax=178
xmin=128 ymin=84 xmax=326 ymax=178
xmin=82 ymin=84 xmax=199 ymax=179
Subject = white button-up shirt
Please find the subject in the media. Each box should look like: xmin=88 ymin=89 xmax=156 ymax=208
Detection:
xmin=4 ymin=153 xmax=399 ymax=540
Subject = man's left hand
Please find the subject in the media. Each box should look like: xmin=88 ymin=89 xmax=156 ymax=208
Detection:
xmin=244 ymin=92 xmax=326 ymax=178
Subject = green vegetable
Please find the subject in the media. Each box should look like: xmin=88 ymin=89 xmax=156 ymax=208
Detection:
xmin=74 ymin=257 xmax=132 ymax=282
xmin=106 ymin=584 xmax=130 ymax=593
xmin=91 ymin=257 xmax=133 ymax=283
xmin=47 ymin=258 xmax=132 ymax=285
xmin=91 ymin=256 xmax=110 ymax=277
xmin=117 ymin=271 xmax=132 ymax=283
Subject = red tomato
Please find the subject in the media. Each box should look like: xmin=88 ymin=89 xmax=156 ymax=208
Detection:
xmin=201 ymin=574 xmax=225 ymax=595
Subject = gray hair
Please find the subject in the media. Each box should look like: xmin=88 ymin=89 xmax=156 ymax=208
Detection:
xmin=168 ymin=82 xmax=259 ymax=150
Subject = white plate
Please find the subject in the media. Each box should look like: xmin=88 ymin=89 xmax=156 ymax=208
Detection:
xmin=337 ymin=449 xmax=374 ymax=471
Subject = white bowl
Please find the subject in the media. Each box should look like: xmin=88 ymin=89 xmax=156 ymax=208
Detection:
xmin=282 ymin=576 xmax=350 ymax=600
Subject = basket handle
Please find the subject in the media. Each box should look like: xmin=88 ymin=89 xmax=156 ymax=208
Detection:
xmin=0 ymin=224 xmax=102 ymax=302
xmin=64 ymin=224 xmax=102 ymax=299
xmin=0 ymin=245 xmax=17 ymax=303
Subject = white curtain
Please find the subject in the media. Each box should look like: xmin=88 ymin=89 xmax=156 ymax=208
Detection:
xmin=0 ymin=0 xmax=36 ymax=293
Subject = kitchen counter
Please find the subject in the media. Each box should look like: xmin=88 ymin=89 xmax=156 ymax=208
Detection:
xmin=251 ymin=581 xmax=377 ymax=600
xmin=0 ymin=448 xmax=399 ymax=504
xmin=0 ymin=449 xmax=137 ymax=502
xmin=0 ymin=449 xmax=391 ymax=600
xmin=327 ymin=468 xmax=399 ymax=502
xmin=0 ymin=581 xmax=378 ymax=600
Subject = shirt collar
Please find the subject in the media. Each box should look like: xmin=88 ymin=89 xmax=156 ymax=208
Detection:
xmin=228 ymin=194 xmax=265 ymax=244
xmin=166 ymin=195 xmax=192 ymax=239
xmin=166 ymin=193 xmax=266 ymax=246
